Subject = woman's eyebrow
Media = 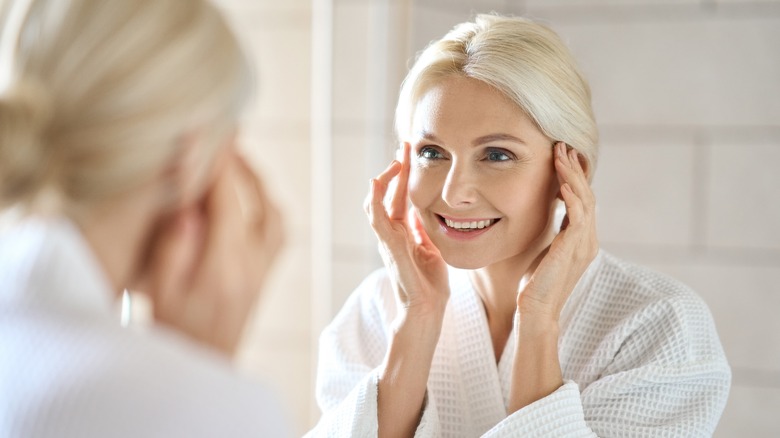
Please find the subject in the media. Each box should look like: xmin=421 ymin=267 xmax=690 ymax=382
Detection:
xmin=417 ymin=130 xmax=444 ymax=144
xmin=472 ymin=133 xmax=526 ymax=146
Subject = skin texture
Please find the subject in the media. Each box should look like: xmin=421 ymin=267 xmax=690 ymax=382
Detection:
xmin=366 ymin=76 xmax=598 ymax=437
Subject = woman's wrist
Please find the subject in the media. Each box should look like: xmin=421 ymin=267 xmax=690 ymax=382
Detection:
xmin=508 ymin=308 xmax=563 ymax=413
xmin=378 ymin=309 xmax=442 ymax=438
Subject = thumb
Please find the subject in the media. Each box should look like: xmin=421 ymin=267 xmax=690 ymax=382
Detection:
xmin=147 ymin=209 xmax=204 ymax=309
xmin=409 ymin=208 xmax=436 ymax=251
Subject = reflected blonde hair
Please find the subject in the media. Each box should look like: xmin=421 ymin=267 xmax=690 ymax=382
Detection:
xmin=0 ymin=0 xmax=251 ymax=214
xmin=395 ymin=14 xmax=598 ymax=179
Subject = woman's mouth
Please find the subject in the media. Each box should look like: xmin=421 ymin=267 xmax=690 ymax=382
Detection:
xmin=442 ymin=216 xmax=498 ymax=231
xmin=436 ymin=214 xmax=500 ymax=239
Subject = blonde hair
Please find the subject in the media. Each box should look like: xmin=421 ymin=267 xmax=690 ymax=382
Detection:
xmin=0 ymin=0 xmax=251 ymax=214
xmin=395 ymin=14 xmax=598 ymax=179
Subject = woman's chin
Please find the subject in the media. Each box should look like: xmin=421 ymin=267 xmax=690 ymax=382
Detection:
xmin=440 ymin=252 xmax=491 ymax=270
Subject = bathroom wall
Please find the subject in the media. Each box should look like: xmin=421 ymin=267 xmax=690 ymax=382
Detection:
xmin=215 ymin=0 xmax=780 ymax=435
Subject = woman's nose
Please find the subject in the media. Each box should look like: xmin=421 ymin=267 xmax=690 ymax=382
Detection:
xmin=441 ymin=161 xmax=478 ymax=207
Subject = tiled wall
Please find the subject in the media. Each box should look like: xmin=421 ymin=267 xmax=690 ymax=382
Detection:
xmin=215 ymin=0 xmax=779 ymax=434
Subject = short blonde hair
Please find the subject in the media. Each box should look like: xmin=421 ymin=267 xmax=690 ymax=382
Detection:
xmin=395 ymin=14 xmax=598 ymax=179
xmin=0 ymin=0 xmax=251 ymax=214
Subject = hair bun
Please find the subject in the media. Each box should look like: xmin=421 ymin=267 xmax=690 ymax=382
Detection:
xmin=0 ymin=78 xmax=54 ymax=208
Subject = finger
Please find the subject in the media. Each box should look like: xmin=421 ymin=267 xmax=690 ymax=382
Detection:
xmin=568 ymin=148 xmax=596 ymax=208
xmin=232 ymin=155 xmax=284 ymax=244
xmin=555 ymin=146 xmax=590 ymax=203
xmin=367 ymin=177 xmax=392 ymax=234
xmin=233 ymin=155 xmax=268 ymax=222
xmin=409 ymin=208 xmax=433 ymax=248
xmin=376 ymin=160 xmax=402 ymax=187
xmin=149 ymin=209 xmax=204 ymax=310
xmin=236 ymin=157 xmax=284 ymax=266
xmin=365 ymin=159 xmax=401 ymax=226
xmin=202 ymin=156 xmax=243 ymax=250
xmin=560 ymin=182 xmax=585 ymax=227
xmin=388 ymin=143 xmax=411 ymax=221
xmin=553 ymin=142 xmax=568 ymax=190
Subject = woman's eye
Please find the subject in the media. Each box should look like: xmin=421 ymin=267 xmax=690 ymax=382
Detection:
xmin=419 ymin=147 xmax=443 ymax=160
xmin=485 ymin=149 xmax=513 ymax=162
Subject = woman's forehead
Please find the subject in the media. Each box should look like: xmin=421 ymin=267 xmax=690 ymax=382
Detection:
xmin=411 ymin=77 xmax=548 ymax=146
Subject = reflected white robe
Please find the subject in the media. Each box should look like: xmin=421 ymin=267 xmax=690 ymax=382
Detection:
xmin=308 ymin=251 xmax=730 ymax=437
xmin=0 ymin=219 xmax=291 ymax=438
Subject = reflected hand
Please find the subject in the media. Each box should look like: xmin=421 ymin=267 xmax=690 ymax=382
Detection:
xmin=517 ymin=142 xmax=598 ymax=322
xmin=141 ymin=151 xmax=284 ymax=357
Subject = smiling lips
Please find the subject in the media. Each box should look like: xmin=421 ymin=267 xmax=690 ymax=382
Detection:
xmin=437 ymin=214 xmax=500 ymax=233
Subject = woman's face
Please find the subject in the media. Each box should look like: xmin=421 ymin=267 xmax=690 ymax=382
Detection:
xmin=408 ymin=76 xmax=560 ymax=270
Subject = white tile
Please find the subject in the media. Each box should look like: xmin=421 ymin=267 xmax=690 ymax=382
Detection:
xmin=332 ymin=257 xmax=383 ymax=317
xmin=525 ymin=0 xmax=700 ymax=5
xmin=332 ymin=2 xmax=371 ymax=123
xmin=215 ymin=1 xmax=311 ymax=123
xmin=238 ymin=26 xmax=311 ymax=124
xmin=215 ymin=0 xmax=310 ymax=28
xmin=593 ymin=142 xmax=695 ymax=247
xmin=414 ymin=0 xmax=510 ymax=15
xmin=714 ymin=385 xmax=780 ymax=437
xmin=236 ymin=338 xmax=314 ymax=435
xmin=215 ymin=0 xmax=310 ymax=12
xmin=551 ymin=18 xmax=780 ymax=126
xmin=332 ymin=2 xmax=412 ymax=126
xmin=648 ymin=263 xmax=780 ymax=371
xmin=331 ymin=132 xmax=391 ymax=248
xmin=706 ymin=143 xmax=780 ymax=250
xmin=716 ymin=0 xmax=780 ymax=3
xmin=245 ymin=243 xmax=312 ymax=338
xmin=410 ymin=4 xmax=522 ymax=59
xmin=239 ymin=121 xmax=311 ymax=236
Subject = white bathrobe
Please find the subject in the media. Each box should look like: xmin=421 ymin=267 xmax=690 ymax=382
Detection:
xmin=308 ymin=251 xmax=731 ymax=437
xmin=0 ymin=219 xmax=291 ymax=438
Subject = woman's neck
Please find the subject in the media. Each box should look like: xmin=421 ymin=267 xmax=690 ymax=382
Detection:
xmin=468 ymin=223 xmax=556 ymax=361
xmin=76 ymin=187 xmax=160 ymax=298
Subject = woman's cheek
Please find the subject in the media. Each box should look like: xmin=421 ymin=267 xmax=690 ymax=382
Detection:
xmin=407 ymin=164 xmax=427 ymax=209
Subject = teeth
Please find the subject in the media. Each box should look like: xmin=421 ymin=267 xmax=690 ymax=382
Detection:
xmin=444 ymin=218 xmax=496 ymax=230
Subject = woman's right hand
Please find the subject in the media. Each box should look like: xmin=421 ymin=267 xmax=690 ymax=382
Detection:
xmin=364 ymin=142 xmax=450 ymax=323
xmin=366 ymin=142 xmax=449 ymax=438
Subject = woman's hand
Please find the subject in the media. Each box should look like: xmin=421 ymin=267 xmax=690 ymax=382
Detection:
xmin=139 ymin=150 xmax=284 ymax=357
xmin=366 ymin=142 xmax=449 ymax=438
xmin=508 ymin=142 xmax=598 ymax=412
xmin=364 ymin=142 xmax=450 ymax=322
xmin=517 ymin=142 xmax=599 ymax=322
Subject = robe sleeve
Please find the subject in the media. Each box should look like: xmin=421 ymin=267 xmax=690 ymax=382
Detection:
xmin=304 ymin=270 xmax=441 ymax=437
xmin=483 ymin=293 xmax=731 ymax=437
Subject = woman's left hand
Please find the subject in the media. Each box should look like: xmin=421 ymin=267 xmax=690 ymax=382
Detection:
xmin=517 ymin=142 xmax=599 ymax=323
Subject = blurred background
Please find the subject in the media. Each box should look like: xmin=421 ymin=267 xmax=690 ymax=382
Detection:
xmin=212 ymin=0 xmax=780 ymax=435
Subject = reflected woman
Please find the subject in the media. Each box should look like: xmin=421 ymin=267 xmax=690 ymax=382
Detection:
xmin=0 ymin=0 xmax=289 ymax=436
xmin=309 ymin=14 xmax=730 ymax=437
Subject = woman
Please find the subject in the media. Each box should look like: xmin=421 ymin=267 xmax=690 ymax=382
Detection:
xmin=0 ymin=0 xmax=289 ymax=436
xmin=309 ymin=14 xmax=730 ymax=437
